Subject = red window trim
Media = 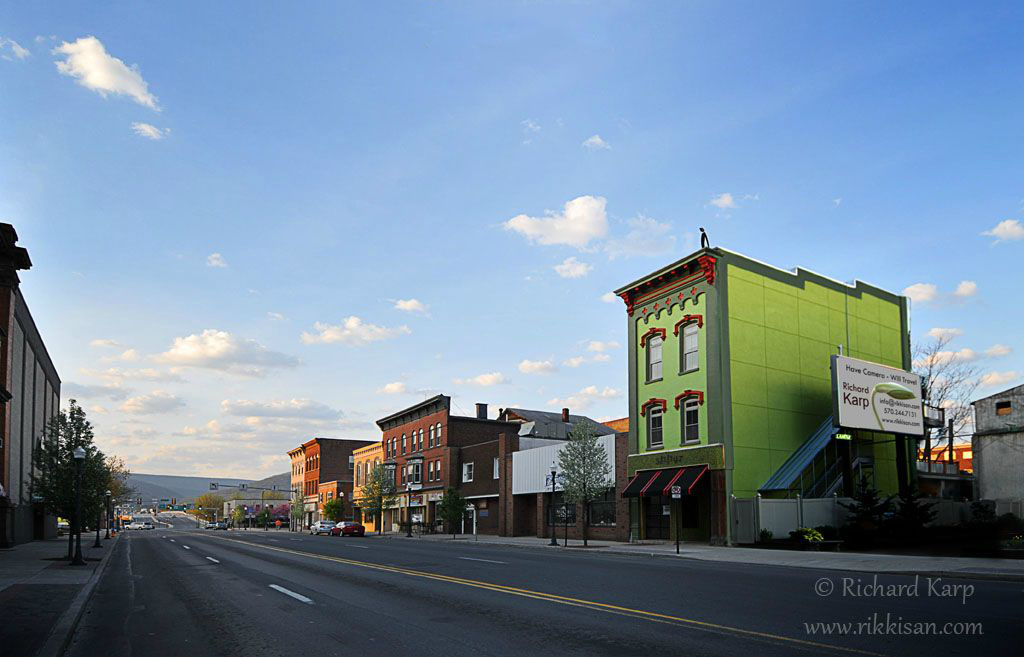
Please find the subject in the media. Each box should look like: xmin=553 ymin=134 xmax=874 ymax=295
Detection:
xmin=640 ymin=327 xmax=667 ymax=347
xmin=674 ymin=390 xmax=705 ymax=409
xmin=673 ymin=314 xmax=704 ymax=335
xmin=640 ymin=398 xmax=667 ymax=417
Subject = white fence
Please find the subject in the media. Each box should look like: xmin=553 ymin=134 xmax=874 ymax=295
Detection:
xmin=731 ymin=494 xmax=996 ymax=543
xmin=995 ymin=499 xmax=1024 ymax=518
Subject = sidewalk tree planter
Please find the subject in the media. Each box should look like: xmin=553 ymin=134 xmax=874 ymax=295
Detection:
xmin=556 ymin=423 xmax=613 ymax=548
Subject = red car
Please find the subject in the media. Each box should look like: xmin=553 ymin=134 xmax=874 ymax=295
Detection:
xmin=331 ymin=521 xmax=365 ymax=537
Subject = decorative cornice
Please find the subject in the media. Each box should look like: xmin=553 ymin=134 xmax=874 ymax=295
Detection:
xmin=640 ymin=398 xmax=667 ymax=417
xmin=639 ymin=326 xmax=666 ymax=348
xmin=697 ymin=255 xmax=716 ymax=285
xmin=616 ymin=251 xmax=717 ymax=318
xmin=673 ymin=314 xmax=703 ymax=335
xmin=674 ymin=390 xmax=704 ymax=409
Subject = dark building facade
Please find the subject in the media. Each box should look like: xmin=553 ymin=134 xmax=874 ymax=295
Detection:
xmin=0 ymin=224 xmax=61 ymax=547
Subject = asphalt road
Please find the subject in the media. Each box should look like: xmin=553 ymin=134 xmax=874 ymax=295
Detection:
xmin=66 ymin=513 xmax=1021 ymax=657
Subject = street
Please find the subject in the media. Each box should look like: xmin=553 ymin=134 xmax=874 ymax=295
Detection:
xmin=65 ymin=514 xmax=1020 ymax=657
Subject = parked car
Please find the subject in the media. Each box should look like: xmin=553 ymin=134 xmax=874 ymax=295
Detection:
xmin=126 ymin=520 xmax=147 ymax=530
xmin=309 ymin=520 xmax=335 ymax=535
xmin=141 ymin=521 xmax=154 ymax=530
xmin=213 ymin=521 xmax=228 ymax=530
xmin=332 ymin=521 xmax=365 ymax=537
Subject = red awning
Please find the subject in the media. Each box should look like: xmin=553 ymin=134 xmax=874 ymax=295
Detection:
xmin=621 ymin=465 xmax=708 ymax=498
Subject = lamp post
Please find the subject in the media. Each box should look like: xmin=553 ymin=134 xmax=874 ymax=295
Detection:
xmin=549 ymin=461 xmax=558 ymax=546
xmin=405 ymin=479 xmax=413 ymax=538
xmin=71 ymin=447 xmax=86 ymax=565
xmin=104 ymin=490 xmax=111 ymax=539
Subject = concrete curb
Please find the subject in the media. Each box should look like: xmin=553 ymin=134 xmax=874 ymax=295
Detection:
xmin=36 ymin=533 xmax=121 ymax=657
xmin=381 ymin=534 xmax=1024 ymax=582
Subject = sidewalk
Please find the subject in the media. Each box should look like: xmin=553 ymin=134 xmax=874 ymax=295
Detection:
xmin=0 ymin=533 xmax=119 ymax=657
xmin=377 ymin=532 xmax=1024 ymax=581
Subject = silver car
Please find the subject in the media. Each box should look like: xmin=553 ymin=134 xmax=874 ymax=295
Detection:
xmin=309 ymin=520 xmax=335 ymax=535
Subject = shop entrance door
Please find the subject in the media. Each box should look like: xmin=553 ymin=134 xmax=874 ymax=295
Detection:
xmin=644 ymin=495 xmax=671 ymax=539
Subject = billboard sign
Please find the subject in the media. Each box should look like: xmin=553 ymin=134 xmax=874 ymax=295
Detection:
xmin=831 ymin=355 xmax=923 ymax=436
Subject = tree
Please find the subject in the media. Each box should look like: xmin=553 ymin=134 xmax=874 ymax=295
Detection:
xmin=290 ymin=492 xmax=305 ymax=530
xmin=437 ymin=487 xmax=467 ymax=538
xmin=32 ymin=400 xmax=110 ymax=558
xmin=556 ymin=423 xmax=613 ymax=546
xmin=256 ymin=508 xmax=271 ymax=528
xmin=192 ymin=493 xmax=225 ymax=522
xmin=231 ymin=505 xmax=246 ymax=527
xmin=839 ymin=475 xmax=894 ymax=529
xmin=105 ymin=455 xmax=133 ymax=507
xmin=321 ymin=496 xmax=345 ymax=522
xmin=891 ymin=486 xmax=937 ymax=537
xmin=358 ymin=464 xmax=398 ymax=534
xmin=914 ymin=334 xmax=981 ymax=453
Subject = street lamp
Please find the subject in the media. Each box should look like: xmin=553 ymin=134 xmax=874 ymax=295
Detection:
xmin=405 ymin=477 xmax=413 ymax=538
xmin=104 ymin=490 xmax=111 ymax=539
xmin=71 ymin=447 xmax=86 ymax=565
xmin=549 ymin=461 xmax=558 ymax=546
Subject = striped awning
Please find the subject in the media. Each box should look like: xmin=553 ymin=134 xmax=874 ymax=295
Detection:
xmin=621 ymin=465 xmax=708 ymax=498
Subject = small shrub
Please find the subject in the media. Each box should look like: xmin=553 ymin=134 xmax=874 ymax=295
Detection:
xmin=789 ymin=527 xmax=824 ymax=543
xmin=758 ymin=528 xmax=773 ymax=543
xmin=814 ymin=525 xmax=839 ymax=540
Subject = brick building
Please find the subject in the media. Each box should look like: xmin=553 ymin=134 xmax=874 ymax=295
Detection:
xmin=289 ymin=437 xmax=372 ymax=528
xmin=351 ymin=441 xmax=383 ymax=532
xmin=377 ymin=396 xmax=518 ymax=533
xmin=0 ymin=225 xmax=61 ymax=548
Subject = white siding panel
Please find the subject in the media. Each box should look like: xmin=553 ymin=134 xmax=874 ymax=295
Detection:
xmin=512 ymin=435 xmax=616 ymax=495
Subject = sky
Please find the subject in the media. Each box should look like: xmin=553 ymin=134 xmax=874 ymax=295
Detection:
xmin=1 ymin=2 xmax=1021 ymax=479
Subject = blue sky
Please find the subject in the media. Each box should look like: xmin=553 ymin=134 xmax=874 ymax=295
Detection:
xmin=2 ymin=2 xmax=1021 ymax=477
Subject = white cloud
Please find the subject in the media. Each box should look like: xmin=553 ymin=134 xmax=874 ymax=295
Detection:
xmin=377 ymin=381 xmax=408 ymax=394
xmin=605 ymin=215 xmax=677 ymax=259
xmin=394 ymin=298 xmax=428 ymax=313
xmin=833 ymin=198 xmax=842 ymax=207
xmin=903 ymin=283 xmax=938 ymax=303
xmin=220 ymin=398 xmax=340 ymax=420
xmin=89 ymin=338 xmax=120 ymax=348
xmin=267 ymin=312 xmax=285 ymax=321
xmin=504 ymin=195 xmax=608 ymax=249
xmin=927 ymin=328 xmax=963 ymax=340
xmin=102 ymin=348 xmax=139 ymax=363
xmin=582 ymin=134 xmax=611 ymax=150
xmin=547 ymin=385 xmax=621 ymax=410
xmin=155 ymin=329 xmax=299 ymax=377
xmin=206 ymin=252 xmax=228 ymax=268
xmin=80 ymin=367 xmax=184 ymax=382
xmin=554 ymin=256 xmax=592 ymax=279
xmin=562 ymin=356 xmax=587 ymax=368
xmin=521 ymin=119 xmax=541 ymax=133
xmin=592 ymin=353 xmax=611 ymax=362
xmin=1 ymin=37 xmax=30 ymax=60
xmin=985 ymin=344 xmax=1012 ymax=358
xmin=587 ymin=340 xmax=620 ymax=352
xmin=518 ymin=359 xmax=556 ymax=374
xmin=301 ymin=316 xmax=411 ymax=346
xmin=453 ymin=372 xmax=507 ymax=387
xmin=63 ymin=382 xmax=130 ymax=401
xmin=980 ymin=371 xmax=1020 ymax=388
xmin=120 ymin=390 xmax=185 ymax=415
xmin=600 ymin=292 xmax=618 ymax=303
xmin=53 ymin=36 xmax=159 ymax=110
xmin=131 ymin=122 xmax=167 ymax=140
xmin=707 ymin=193 xmax=737 ymax=209
xmin=981 ymin=219 xmax=1024 ymax=243
xmin=916 ymin=348 xmax=978 ymax=368
xmin=953 ymin=280 xmax=977 ymax=298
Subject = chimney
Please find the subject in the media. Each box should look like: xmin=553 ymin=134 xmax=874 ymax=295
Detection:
xmin=561 ymin=407 xmax=569 ymax=422
xmin=476 ymin=403 xmax=488 ymax=419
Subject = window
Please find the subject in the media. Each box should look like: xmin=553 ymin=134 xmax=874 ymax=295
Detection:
xmin=648 ymin=406 xmax=664 ymax=448
xmin=429 ymin=425 xmax=435 ymax=448
xmin=681 ymin=322 xmax=699 ymax=373
xmin=463 ymin=462 xmax=474 ymax=483
xmin=428 ymin=461 xmax=434 ymax=481
xmin=401 ymin=468 xmax=406 ymax=485
xmin=436 ymin=422 xmax=442 ymax=446
xmin=647 ymin=335 xmax=663 ymax=381
xmin=435 ymin=459 xmax=443 ymax=480
xmin=419 ymin=428 xmax=424 ymax=450
xmin=402 ymin=433 xmax=407 ymax=454
xmin=493 ymin=456 xmax=500 ymax=479
xmin=588 ymin=489 xmax=617 ymax=526
xmin=410 ymin=462 xmax=422 ymax=484
xmin=996 ymin=401 xmax=1012 ymax=416
xmin=683 ymin=399 xmax=700 ymax=443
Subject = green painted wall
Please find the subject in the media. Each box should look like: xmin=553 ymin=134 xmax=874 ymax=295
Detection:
xmin=634 ymin=292 xmax=710 ymax=453
xmin=724 ymin=262 xmax=906 ymax=498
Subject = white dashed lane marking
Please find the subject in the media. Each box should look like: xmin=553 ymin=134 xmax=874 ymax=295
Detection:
xmin=206 ymin=557 xmax=220 ymax=563
xmin=457 ymin=556 xmax=507 ymax=564
xmin=183 ymin=545 xmax=191 ymax=550
xmin=269 ymin=584 xmax=313 ymax=604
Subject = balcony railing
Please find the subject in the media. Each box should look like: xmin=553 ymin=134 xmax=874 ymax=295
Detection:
xmin=916 ymin=461 xmax=961 ymax=475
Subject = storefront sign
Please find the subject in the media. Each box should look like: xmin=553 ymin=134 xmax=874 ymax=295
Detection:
xmin=831 ymin=355 xmax=923 ymax=435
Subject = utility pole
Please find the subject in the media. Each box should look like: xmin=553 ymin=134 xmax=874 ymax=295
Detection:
xmin=947 ymin=418 xmax=954 ymax=468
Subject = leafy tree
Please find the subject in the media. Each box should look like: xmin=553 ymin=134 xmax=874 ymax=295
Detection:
xmin=32 ymin=400 xmax=110 ymax=558
xmin=192 ymin=493 xmax=225 ymax=522
xmin=290 ymin=492 xmax=305 ymax=530
xmin=891 ymin=486 xmax=937 ymax=536
xmin=437 ymin=487 xmax=467 ymax=538
xmin=358 ymin=464 xmax=398 ymax=534
xmin=105 ymin=456 xmax=133 ymax=506
xmin=321 ymin=496 xmax=345 ymax=522
xmin=231 ymin=505 xmax=246 ymax=527
xmin=556 ymin=423 xmax=613 ymax=546
xmin=839 ymin=475 xmax=894 ymax=529
xmin=256 ymin=508 xmax=271 ymax=528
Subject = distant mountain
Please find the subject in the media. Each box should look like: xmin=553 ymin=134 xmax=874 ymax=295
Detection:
xmin=248 ymin=472 xmax=290 ymax=493
xmin=127 ymin=473 xmax=256 ymax=503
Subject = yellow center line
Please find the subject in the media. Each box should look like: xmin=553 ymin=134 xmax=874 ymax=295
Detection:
xmin=202 ymin=533 xmax=884 ymax=657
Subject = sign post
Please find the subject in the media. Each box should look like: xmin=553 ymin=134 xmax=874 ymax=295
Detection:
xmin=671 ymin=486 xmax=682 ymax=554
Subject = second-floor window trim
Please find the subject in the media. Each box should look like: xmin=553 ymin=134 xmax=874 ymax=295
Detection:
xmin=463 ymin=462 xmax=474 ymax=483
xmin=680 ymin=321 xmax=699 ymax=374
xmin=647 ymin=334 xmax=663 ymax=382
xmin=647 ymin=406 xmax=664 ymax=449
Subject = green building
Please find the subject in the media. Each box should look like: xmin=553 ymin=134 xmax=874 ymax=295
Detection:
xmin=615 ymin=248 xmax=913 ymax=544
